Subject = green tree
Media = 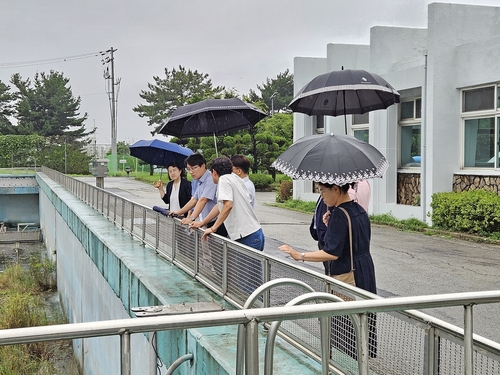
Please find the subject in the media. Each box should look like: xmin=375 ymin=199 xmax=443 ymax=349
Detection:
xmin=249 ymin=69 xmax=294 ymax=114
xmin=116 ymin=141 xmax=130 ymax=156
xmin=40 ymin=136 xmax=92 ymax=174
xmin=9 ymin=71 xmax=90 ymax=139
xmin=0 ymin=135 xmax=43 ymax=168
xmin=133 ymin=66 xmax=226 ymax=135
xmin=184 ymin=113 xmax=293 ymax=176
xmin=0 ymin=134 xmax=91 ymax=173
xmin=248 ymin=113 xmax=293 ymax=176
xmin=0 ymin=80 xmax=17 ymax=134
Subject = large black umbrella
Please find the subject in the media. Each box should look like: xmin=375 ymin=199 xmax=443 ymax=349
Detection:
xmin=271 ymin=133 xmax=389 ymax=186
xmin=130 ymin=139 xmax=193 ymax=178
xmin=289 ymin=68 xmax=400 ymax=134
xmin=158 ymin=98 xmax=268 ymax=155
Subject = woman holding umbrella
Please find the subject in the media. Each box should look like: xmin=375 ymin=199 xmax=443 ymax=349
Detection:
xmin=154 ymin=161 xmax=192 ymax=214
xmin=279 ymin=182 xmax=376 ymax=293
xmin=279 ymin=181 xmax=377 ymax=358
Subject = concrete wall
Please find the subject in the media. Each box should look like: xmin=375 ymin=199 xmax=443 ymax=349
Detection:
xmin=36 ymin=173 xmax=237 ymax=375
xmin=0 ymin=175 xmax=39 ymax=225
xmin=37 ymin=174 xmax=153 ymax=374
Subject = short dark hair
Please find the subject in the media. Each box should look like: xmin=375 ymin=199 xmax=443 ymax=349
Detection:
xmin=166 ymin=161 xmax=185 ymax=179
xmin=210 ymin=156 xmax=233 ymax=177
xmin=230 ymin=155 xmax=250 ymax=174
xmin=318 ymin=182 xmax=351 ymax=193
xmin=185 ymin=153 xmax=206 ymax=168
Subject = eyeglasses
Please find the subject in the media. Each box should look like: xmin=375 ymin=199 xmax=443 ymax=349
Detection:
xmin=319 ymin=188 xmax=333 ymax=196
xmin=186 ymin=165 xmax=200 ymax=173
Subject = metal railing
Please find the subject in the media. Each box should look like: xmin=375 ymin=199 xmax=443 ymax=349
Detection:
xmin=36 ymin=167 xmax=500 ymax=375
xmin=1 ymin=288 xmax=500 ymax=375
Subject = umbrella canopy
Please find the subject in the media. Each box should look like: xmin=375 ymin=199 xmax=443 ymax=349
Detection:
xmin=289 ymin=69 xmax=400 ymax=133
xmin=129 ymin=139 xmax=193 ymax=167
xmin=271 ymin=133 xmax=389 ymax=186
xmin=158 ymin=98 xmax=268 ymax=139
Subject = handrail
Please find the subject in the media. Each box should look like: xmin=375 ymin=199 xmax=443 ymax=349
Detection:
xmin=236 ymin=278 xmax=316 ymax=375
xmin=165 ymin=353 xmax=193 ymax=375
xmin=0 ymin=291 xmax=500 ymax=375
xmin=37 ymin=167 xmax=500 ymax=374
xmin=264 ymin=292 xmax=348 ymax=375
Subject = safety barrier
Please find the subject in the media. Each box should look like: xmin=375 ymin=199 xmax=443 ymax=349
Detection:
xmin=38 ymin=167 xmax=500 ymax=375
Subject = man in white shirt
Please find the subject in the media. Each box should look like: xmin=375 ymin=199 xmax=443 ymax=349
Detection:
xmin=230 ymin=154 xmax=255 ymax=208
xmin=190 ymin=156 xmax=264 ymax=294
xmin=190 ymin=156 xmax=263 ymax=250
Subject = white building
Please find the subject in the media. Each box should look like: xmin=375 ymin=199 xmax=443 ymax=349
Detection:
xmin=84 ymin=143 xmax=111 ymax=159
xmin=292 ymin=2 xmax=500 ymax=224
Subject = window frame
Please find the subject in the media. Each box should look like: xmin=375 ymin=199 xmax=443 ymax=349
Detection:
xmin=314 ymin=115 xmax=325 ymax=134
xmin=398 ymin=98 xmax=422 ymax=169
xmin=350 ymin=114 xmax=369 ymax=142
xmin=460 ymin=84 xmax=500 ymax=170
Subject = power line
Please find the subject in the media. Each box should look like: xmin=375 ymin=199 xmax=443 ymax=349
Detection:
xmin=0 ymin=51 xmax=107 ymax=69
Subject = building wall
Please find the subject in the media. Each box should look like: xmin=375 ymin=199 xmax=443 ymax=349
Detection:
xmin=292 ymin=57 xmax=328 ymax=199
xmin=292 ymin=2 xmax=500 ymax=222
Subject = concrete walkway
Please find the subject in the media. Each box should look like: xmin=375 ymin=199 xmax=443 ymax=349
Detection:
xmin=77 ymin=176 xmax=500 ymax=343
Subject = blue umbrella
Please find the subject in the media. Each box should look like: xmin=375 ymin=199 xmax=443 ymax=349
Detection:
xmin=130 ymin=139 xmax=193 ymax=177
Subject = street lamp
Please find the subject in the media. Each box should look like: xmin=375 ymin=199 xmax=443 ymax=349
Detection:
xmin=270 ymin=92 xmax=278 ymax=117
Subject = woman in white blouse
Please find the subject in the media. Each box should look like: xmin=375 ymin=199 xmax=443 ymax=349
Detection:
xmin=154 ymin=161 xmax=192 ymax=214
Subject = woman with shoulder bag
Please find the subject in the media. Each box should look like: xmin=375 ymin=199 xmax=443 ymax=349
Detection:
xmin=279 ymin=181 xmax=377 ymax=358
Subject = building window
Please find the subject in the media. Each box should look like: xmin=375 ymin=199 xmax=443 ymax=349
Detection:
xmin=462 ymin=85 xmax=500 ymax=169
xmin=315 ymin=115 xmax=324 ymax=134
xmin=352 ymin=113 xmax=369 ymax=125
xmin=399 ymin=98 xmax=421 ymax=168
xmin=353 ymin=129 xmax=369 ymax=142
xmin=351 ymin=113 xmax=369 ymax=142
xmin=463 ymin=86 xmax=494 ymax=112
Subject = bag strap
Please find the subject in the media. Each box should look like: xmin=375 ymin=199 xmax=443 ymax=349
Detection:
xmin=337 ymin=207 xmax=354 ymax=272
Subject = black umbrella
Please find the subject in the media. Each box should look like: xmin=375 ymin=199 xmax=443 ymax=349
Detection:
xmin=289 ymin=68 xmax=400 ymax=134
xmin=158 ymin=98 xmax=268 ymax=155
xmin=271 ymin=133 xmax=389 ymax=186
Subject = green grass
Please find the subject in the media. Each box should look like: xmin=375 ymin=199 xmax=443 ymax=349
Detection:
xmin=0 ymin=257 xmax=71 ymax=374
xmin=0 ymin=168 xmax=38 ymax=175
xmin=266 ymin=198 xmax=317 ymax=214
xmin=269 ymin=200 xmax=433 ymax=234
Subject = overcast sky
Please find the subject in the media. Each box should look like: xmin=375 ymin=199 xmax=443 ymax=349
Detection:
xmin=2 ymin=0 xmax=500 ymax=144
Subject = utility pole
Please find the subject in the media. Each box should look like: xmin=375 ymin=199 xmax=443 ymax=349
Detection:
xmin=110 ymin=47 xmax=117 ymax=175
xmin=102 ymin=47 xmax=119 ymax=175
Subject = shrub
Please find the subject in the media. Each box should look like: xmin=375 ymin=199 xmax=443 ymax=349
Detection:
xmin=29 ymin=255 xmax=57 ymax=292
xmin=249 ymin=174 xmax=274 ymax=189
xmin=431 ymin=190 xmax=500 ymax=233
xmin=275 ymin=174 xmax=292 ymax=184
xmin=277 ymin=180 xmax=293 ymax=202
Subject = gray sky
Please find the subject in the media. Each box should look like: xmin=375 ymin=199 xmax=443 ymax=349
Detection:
xmin=2 ymin=0 xmax=499 ymax=144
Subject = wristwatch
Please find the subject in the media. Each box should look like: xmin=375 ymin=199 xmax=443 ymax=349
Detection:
xmin=189 ymin=217 xmax=196 ymax=221
xmin=301 ymin=253 xmax=305 ymax=262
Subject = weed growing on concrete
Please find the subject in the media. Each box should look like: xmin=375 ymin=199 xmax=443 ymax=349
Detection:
xmin=0 ymin=260 xmax=74 ymax=374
